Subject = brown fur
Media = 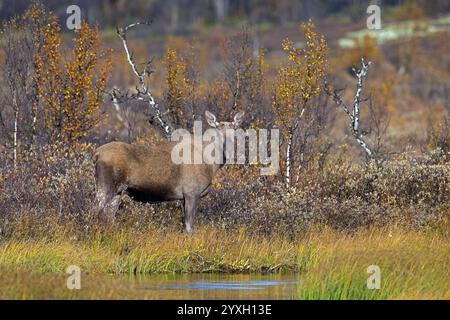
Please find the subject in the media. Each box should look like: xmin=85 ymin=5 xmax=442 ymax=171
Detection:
xmin=93 ymin=111 xmax=244 ymax=232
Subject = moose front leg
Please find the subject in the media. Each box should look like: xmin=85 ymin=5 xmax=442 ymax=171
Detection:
xmin=183 ymin=194 xmax=199 ymax=233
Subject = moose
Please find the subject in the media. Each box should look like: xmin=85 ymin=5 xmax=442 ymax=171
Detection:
xmin=93 ymin=111 xmax=244 ymax=233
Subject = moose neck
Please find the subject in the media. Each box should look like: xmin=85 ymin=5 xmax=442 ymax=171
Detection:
xmin=213 ymin=129 xmax=228 ymax=172
xmin=201 ymin=128 xmax=230 ymax=174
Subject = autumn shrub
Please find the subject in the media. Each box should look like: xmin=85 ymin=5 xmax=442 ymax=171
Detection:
xmin=189 ymin=156 xmax=448 ymax=236
xmin=34 ymin=21 xmax=112 ymax=143
xmin=203 ymin=170 xmax=448 ymax=237
xmin=272 ymin=20 xmax=328 ymax=188
xmin=0 ymin=143 xmax=97 ymax=238
xmin=316 ymin=158 xmax=449 ymax=205
xmin=428 ymin=119 xmax=450 ymax=158
xmin=1 ymin=146 xmax=448 ymax=240
xmin=0 ymin=2 xmax=112 ymax=173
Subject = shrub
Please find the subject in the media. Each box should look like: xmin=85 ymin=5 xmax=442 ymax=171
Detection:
xmin=1 ymin=145 xmax=448 ymax=240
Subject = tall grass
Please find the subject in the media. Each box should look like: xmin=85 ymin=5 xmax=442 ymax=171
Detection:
xmin=296 ymin=226 xmax=449 ymax=299
xmin=0 ymin=225 xmax=448 ymax=299
xmin=0 ymin=226 xmax=305 ymax=274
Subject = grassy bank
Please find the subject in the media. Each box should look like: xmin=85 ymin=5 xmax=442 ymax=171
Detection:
xmin=0 ymin=225 xmax=448 ymax=299
xmin=296 ymin=225 xmax=449 ymax=299
xmin=0 ymin=226 xmax=304 ymax=274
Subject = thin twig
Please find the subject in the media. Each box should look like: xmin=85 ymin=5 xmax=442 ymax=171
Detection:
xmin=109 ymin=21 xmax=172 ymax=139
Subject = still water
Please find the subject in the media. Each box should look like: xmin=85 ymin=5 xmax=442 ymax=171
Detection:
xmin=2 ymin=270 xmax=301 ymax=299
xmin=105 ymin=273 xmax=301 ymax=299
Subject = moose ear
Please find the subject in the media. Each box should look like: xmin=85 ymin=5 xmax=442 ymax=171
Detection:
xmin=205 ymin=111 xmax=218 ymax=127
xmin=233 ymin=111 xmax=245 ymax=127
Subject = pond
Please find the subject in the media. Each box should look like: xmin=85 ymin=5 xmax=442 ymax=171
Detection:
xmin=0 ymin=271 xmax=301 ymax=299
xmin=130 ymin=273 xmax=301 ymax=299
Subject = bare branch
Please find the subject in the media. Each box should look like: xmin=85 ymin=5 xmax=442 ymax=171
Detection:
xmin=327 ymin=57 xmax=374 ymax=158
xmin=111 ymin=21 xmax=173 ymax=139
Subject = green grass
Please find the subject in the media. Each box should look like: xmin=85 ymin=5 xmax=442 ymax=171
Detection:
xmin=296 ymin=227 xmax=449 ymax=299
xmin=0 ymin=225 xmax=448 ymax=299
xmin=0 ymin=226 xmax=304 ymax=274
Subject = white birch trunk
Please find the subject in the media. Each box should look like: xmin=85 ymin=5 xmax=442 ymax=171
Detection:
xmin=12 ymin=91 xmax=18 ymax=169
xmin=13 ymin=109 xmax=18 ymax=169
xmin=285 ymin=131 xmax=293 ymax=189
xmin=329 ymin=58 xmax=374 ymax=159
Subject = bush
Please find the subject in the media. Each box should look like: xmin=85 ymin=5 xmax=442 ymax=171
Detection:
xmin=0 ymin=144 xmax=448 ymax=240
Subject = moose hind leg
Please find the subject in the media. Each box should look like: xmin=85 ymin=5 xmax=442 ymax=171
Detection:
xmin=95 ymin=186 xmax=117 ymax=222
xmin=102 ymin=195 xmax=121 ymax=222
xmin=95 ymin=161 xmax=122 ymax=222
xmin=183 ymin=194 xmax=199 ymax=233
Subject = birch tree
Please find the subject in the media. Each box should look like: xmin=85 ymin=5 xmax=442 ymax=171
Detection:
xmin=327 ymin=58 xmax=376 ymax=159
xmin=272 ymin=20 xmax=328 ymax=188
xmin=0 ymin=2 xmax=52 ymax=167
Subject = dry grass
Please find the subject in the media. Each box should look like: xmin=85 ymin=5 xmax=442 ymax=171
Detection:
xmin=296 ymin=224 xmax=450 ymax=299
xmin=0 ymin=224 xmax=448 ymax=299
xmin=0 ymin=226 xmax=302 ymax=274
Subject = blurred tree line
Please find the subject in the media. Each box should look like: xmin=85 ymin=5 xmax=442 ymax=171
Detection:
xmin=1 ymin=0 xmax=450 ymax=35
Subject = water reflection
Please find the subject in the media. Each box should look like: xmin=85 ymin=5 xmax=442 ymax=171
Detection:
xmin=1 ymin=269 xmax=301 ymax=299
xmin=161 ymin=281 xmax=299 ymax=291
xmin=129 ymin=274 xmax=301 ymax=299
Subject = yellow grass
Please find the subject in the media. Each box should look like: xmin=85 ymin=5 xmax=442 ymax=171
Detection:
xmin=0 ymin=224 xmax=448 ymax=299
